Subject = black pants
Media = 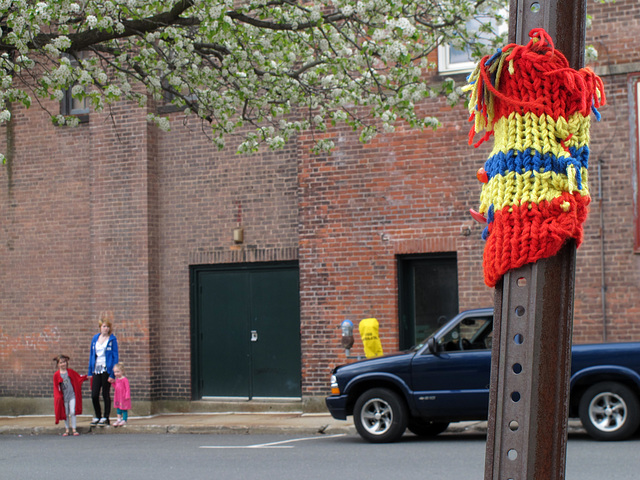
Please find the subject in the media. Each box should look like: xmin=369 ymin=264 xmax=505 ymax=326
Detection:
xmin=91 ymin=372 xmax=112 ymax=419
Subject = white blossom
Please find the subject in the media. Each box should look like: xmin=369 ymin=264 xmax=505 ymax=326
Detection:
xmin=52 ymin=36 xmax=71 ymax=51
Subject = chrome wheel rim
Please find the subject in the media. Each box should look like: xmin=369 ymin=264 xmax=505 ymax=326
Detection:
xmin=360 ymin=397 xmax=393 ymax=435
xmin=589 ymin=392 xmax=627 ymax=432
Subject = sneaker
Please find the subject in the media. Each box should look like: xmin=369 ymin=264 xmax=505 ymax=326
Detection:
xmin=113 ymin=420 xmax=122 ymax=427
xmin=98 ymin=418 xmax=108 ymax=426
xmin=119 ymin=421 xmax=127 ymax=427
xmin=90 ymin=418 xmax=99 ymax=426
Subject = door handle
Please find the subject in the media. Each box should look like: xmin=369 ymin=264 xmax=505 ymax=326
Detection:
xmin=251 ymin=330 xmax=258 ymax=342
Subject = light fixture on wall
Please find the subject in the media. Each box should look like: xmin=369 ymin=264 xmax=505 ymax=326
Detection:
xmin=233 ymin=227 xmax=244 ymax=244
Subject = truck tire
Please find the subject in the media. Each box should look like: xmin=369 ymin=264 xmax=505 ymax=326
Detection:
xmin=578 ymin=381 xmax=640 ymax=441
xmin=408 ymin=418 xmax=449 ymax=437
xmin=353 ymin=388 xmax=407 ymax=443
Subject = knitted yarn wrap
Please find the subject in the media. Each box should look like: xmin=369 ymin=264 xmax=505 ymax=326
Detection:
xmin=464 ymin=28 xmax=605 ymax=287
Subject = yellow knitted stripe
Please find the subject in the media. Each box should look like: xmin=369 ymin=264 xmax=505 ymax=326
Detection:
xmin=490 ymin=111 xmax=591 ymax=158
xmin=479 ymin=167 xmax=590 ymax=213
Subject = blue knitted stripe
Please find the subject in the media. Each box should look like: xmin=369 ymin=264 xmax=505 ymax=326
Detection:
xmin=483 ymin=146 xmax=590 ymax=180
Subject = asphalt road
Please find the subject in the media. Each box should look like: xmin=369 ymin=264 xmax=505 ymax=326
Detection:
xmin=1 ymin=432 xmax=638 ymax=479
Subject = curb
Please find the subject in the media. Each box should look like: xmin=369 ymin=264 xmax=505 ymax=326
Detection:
xmin=0 ymin=418 xmax=584 ymax=437
xmin=0 ymin=425 xmax=356 ymax=436
xmin=0 ymin=421 xmax=357 ymax=437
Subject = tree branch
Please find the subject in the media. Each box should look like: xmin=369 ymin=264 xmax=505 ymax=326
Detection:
xmin=26 ymin=0 xmax=198 ymax=51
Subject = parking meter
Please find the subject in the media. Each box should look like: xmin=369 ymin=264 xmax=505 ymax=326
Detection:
xmin=340 ymin=319 xmax=354 ymax=356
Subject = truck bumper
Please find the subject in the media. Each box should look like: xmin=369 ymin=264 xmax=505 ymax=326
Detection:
xmin=325 ymin=395 xmax=349 ymax=420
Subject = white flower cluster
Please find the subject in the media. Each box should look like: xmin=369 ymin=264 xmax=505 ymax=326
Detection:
xmin=146 ymin=113 xmax=171 ymax=132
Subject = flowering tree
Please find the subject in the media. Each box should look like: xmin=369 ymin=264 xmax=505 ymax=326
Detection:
xmin=0 ymin=0 xmax=507 ymax=155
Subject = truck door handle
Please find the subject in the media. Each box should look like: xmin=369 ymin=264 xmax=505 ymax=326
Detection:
xmin=251 ymin=330 xmax=258 ymax=342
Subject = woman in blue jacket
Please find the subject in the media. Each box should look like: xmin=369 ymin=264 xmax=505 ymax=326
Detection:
xmin=88 ymin=311 xmax=119 ymax=426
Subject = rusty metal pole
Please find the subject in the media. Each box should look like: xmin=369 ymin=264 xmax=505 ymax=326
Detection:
xmin=484 ymin=1 xmax=586 ymax=479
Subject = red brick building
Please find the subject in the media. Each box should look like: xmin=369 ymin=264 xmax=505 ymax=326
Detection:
xmin=1 ymin=1 xmax=639 ymax=412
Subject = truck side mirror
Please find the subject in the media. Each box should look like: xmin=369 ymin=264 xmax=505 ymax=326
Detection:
xmin=427 ymin=337 xmax=438 ymax=354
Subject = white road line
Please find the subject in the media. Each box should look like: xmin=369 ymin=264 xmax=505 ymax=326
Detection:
xmin=199 ymin=434 xmax=346 ymax=449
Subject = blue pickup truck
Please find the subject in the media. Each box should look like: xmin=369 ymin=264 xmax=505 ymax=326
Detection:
xmin=326 ymin=308 xmax=640 ymax=443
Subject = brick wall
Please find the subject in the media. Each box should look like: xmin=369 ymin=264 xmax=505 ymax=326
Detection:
xmin=149 ymin=114 xmax=300 ymax=398
xmin=571 ymin=0 xmax=640 ymax=343
xmin=573 ymin=71 xmax=640 ymax=343
xmin=297 ymin=101 xmax=494 ymax=394
xmin=0 ymin=96 xmax=157 ymax=399
xmin=1 ymin=0 xmax=638 ymax=402
xmin=0 ymin=96 xmax=94 ymax=396
xmin=0 ymin=98 xmax=301 ymax=399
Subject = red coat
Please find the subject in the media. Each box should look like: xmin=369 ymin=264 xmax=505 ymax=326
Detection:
xmin=53 ymin=369 xmax=88 ymax=424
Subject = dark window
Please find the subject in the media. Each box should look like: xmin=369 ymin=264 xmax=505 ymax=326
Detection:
xmin=397 ymin=253 xmax=459 ymax=350
xmin=59 ymin=53 xmax=89 ymax=121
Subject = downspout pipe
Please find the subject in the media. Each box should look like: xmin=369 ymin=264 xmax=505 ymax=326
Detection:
xmin=598 ymin=158 xmax=607 ymax=342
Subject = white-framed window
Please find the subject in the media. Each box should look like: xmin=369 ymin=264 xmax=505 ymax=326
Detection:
xmin=438 ymin=11 xmax=508 ymax=75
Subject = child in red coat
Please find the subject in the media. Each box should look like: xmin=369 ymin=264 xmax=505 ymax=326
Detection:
xmin=109 ymin=363 xmax=131 ymax=427
xmin=53 ymin=355 xmax=88 ymax=436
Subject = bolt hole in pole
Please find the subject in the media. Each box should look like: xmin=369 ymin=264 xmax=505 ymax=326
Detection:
xmin=530 ymin=2 xmax=541 ymax=13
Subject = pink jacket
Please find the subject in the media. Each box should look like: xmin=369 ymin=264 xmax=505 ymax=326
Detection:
xmin=113 ymin=376 xmax=131 ymax=410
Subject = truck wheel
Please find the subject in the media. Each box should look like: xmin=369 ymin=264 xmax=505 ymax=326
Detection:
xmin=408 ymin=418 xmax=449 ymax=437
xmin=353 ymin=388 xmax=407 ymax=443
xmin=578 ymin=381 xmax=640 ymax=441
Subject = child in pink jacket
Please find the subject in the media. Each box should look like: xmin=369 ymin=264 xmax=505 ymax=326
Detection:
xmin=109 ymin=363 xmax=131 ymax=426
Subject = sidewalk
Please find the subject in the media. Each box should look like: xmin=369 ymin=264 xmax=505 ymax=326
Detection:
xmin=0 ymin=412 xmax=490 ymax=437
xmin=0 ymin=412 xmax=353 ymax=436
xmin=0 ymin=413 xmax=583 ymax=437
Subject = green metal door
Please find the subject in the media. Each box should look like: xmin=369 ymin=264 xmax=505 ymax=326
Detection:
xmin=249 ymin=267 xmax=300 ymax=397
xmin=192 ymin=263 xmax=301 ymax=399
xmin=197 ymin=269 xmax=251 ymax=397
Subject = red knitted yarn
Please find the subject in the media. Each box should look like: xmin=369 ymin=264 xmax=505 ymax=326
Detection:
xmin=465 ymin=28 xmax=605 ymax=287
xmin=483 ymin=193 xmax=590 ymax=287
xmin=470 ymin=29 xmax=605 ymax=142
